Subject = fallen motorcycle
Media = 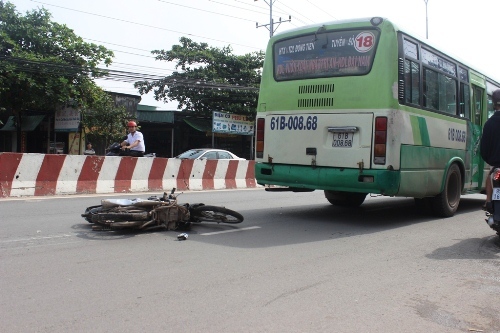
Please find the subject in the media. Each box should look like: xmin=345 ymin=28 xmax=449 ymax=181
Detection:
xmin=485 ymin=167 xmax=500 ymax=236
xmin=81 ymin=188 xmax=244 ymax=231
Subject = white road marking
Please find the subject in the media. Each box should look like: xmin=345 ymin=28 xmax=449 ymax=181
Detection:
xmin=200 ymin=226 xmax=261 ymax=236
xmin=0 ymin=234 xmax=73 ymax=243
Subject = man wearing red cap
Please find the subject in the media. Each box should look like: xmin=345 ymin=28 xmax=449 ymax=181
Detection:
xmin=121 ymin=120 xmax=145 ymax=157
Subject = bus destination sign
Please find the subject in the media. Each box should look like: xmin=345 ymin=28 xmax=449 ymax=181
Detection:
xmin=274 ymin=29 xmax=380 ymax=81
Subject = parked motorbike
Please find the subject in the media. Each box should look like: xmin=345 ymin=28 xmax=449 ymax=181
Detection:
xmin=485 ymin=167 xmax=500 ymax=236
xmin=81 ymin=188 xmax=244 ymax=231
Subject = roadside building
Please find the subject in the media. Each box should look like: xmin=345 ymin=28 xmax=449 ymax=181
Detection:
xmin=0 ymin=93 xmax=254 ymax=159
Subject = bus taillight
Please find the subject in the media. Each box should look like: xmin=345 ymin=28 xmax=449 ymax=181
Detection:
xmin=493 ymin=168 xmax=500 ymax=181
xmin=374 ymin=117 xmax=387 ymax=165
xmin=256 ymin=118 xmax=265 ymax=159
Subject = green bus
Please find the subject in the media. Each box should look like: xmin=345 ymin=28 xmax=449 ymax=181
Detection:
xmin=254 ymin=17 xmax=500 ymax=217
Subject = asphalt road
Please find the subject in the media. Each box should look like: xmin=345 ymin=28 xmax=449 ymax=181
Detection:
xmin=1 ymin=189 xmax=499 ymax=333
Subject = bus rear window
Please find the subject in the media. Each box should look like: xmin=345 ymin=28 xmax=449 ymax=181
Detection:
xmin=273 ymin=29 xmax=380 ymax=81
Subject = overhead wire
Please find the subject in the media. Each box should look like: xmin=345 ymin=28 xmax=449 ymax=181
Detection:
xmin=156 ymin=0 xmax=256 ymax=22
xmin=16 ymin=0 xmax=267 ymax=93
xmin=305 ymin=0 xmax=337 ymax=20
xmin=30 ymin=0 xmax=261 ymax=50
xmin=207 ymin=0 xmax=271 ymax=16
xmin=80 ymin=37 xmax=177 ymax=73
xmin=83 ymin=38 xmax=154 ymax=52
xmin=273 ymin=1 xmax=314 ymax=25
xmin=0 ymin=56 xmax=258 ymax=91
xmin=27 ymin=0 xmax=266 ymax=87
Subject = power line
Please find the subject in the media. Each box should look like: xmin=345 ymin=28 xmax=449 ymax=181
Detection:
xmin=229 ymin=0 xmax=287 ymax=17
xmin=108 ymin=49 xmax=156 ymax=59
xmin=157 ymin=0 xmax=255 ymax=22
xmin=207 ymin=0 xmax=269 ymax=15
xmin=23 ymin=1 xmax=267 ymax=85
xmin=0 ymin=55 xmax=166 ymax=81
xmin=83 ymin=38 xmax=153 ymax=52
xmin=112 ymin=62 xmax=175 ymax=72
xmin=30 ymin=0 xmax=261 ymax=50
xmin=305 ymin=0 xmax=337 ymax=20
xmin=1 ymin=56 xmax=258 ymax=90
xmin=274 ymin=2 xmax=314 ymax=25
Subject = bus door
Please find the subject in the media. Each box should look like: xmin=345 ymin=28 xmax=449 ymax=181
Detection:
xmin=470 ymin=85 xmax=484 ymax=190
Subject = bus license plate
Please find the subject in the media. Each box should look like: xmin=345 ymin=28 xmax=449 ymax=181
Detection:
xmin=493 ymin=188 xmax=500 ymax=201
xmin=332 ymin=132 xmax=353 ymax=148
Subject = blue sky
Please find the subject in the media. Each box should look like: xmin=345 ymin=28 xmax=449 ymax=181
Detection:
xmin=12 ymin=0 xmax=500 ymax=109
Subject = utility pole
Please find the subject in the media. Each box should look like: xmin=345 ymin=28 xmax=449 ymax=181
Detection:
xmin=255 ymin=0 xmax=291 ymax=38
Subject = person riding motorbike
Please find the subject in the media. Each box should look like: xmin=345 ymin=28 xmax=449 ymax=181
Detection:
xmin=480 ymin=89 xmax=500 ymax=212
xmin=121 ymin=121 xmax=145 ymax=157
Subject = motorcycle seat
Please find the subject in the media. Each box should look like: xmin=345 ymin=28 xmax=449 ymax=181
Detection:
xmin=101 ymin=198 xmax=162 ymax=208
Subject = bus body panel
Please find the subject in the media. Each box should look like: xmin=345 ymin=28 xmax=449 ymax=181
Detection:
xmin=399 ymin=146 xmax=466 ymax=197
xmin=255 ymin=163 xmax=400 ymax=196
xmin=257 ymin=106 xmax=469 ymax=197
xmin=262 ymin=112 xmax=373 ymax=168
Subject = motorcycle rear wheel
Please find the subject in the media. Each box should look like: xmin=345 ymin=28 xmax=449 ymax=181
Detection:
xmin=190 ymin=206 xmax=243 ymax=224
xmin=82 ymin=205 xmax=103 ymax=223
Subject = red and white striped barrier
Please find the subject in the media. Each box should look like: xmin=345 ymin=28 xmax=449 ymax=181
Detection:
xmin=0 ymin=153 xmax=256 ymax=198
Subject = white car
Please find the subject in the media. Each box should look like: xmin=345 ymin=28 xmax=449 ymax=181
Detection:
xmin=175 ymin=149 xmax=244 ymax=160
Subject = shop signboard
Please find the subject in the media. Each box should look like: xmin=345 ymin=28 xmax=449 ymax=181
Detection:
xmin=212 ymin=111 xmax=254 ymax=135
xmin=55 ymin=107 xmax=80 ymax=132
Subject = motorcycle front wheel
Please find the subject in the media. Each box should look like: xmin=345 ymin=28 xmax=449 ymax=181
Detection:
xmin=190 ymin=206 xmax=243 ymax=224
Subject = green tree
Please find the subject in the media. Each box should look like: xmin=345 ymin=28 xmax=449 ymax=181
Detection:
xmin=135 ymin=37 xmax=264 ymax=118
xmin=0 ymin=1 xmax=114 ymax=152
xmin=79 ymin=86 xmax=131 ymax=148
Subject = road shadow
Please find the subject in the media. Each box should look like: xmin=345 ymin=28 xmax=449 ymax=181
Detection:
xmin=71 ymin=221 xmax=199 ymax=241
xmin=426 ymin=235 xmax=500 ymax=260
xmin=191 ymin=195 xmax=492 ymax=248
xmin=71 ymin=222 xmax=145 ymax=241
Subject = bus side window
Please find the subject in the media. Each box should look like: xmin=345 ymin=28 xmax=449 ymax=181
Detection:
xmin=460 ymin=83 xmax=470 ymax=119
xmin=423 ymin=69 xmax=439 ymax=110
xmin=404 ymin=59 xmax=420 ymax=105
xmin=424 ymin=68 xmax=457 ymax=115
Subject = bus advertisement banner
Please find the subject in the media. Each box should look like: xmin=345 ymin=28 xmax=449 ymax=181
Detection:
xmin=212 ymin=111 xmax=254 ymax=136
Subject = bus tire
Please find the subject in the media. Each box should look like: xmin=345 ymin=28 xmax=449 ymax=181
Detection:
xmin=431 ymin=164 xmax=461 ymax=217
xmin=324 ymin=191 xmax=366 ymax=207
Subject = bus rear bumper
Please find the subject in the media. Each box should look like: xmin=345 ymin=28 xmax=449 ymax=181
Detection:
xmin=255 ymin=163 xmax=400 ymax=196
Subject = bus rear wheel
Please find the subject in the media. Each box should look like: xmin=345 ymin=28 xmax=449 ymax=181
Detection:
xmin=431 ymin=164 xmax=462 ymax=217
xmin=324 ymin=191 xmax=366 ymax=207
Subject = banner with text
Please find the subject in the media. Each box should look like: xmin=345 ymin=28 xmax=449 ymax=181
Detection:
xmin=55 ymin=107 xmax=80 ymax=132
xmin=212 ymin=111 xmax=254 ymax=135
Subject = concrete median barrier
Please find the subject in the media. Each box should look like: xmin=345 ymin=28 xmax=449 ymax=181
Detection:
xmin=0 ymin=153 xmax=256 ymax=198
